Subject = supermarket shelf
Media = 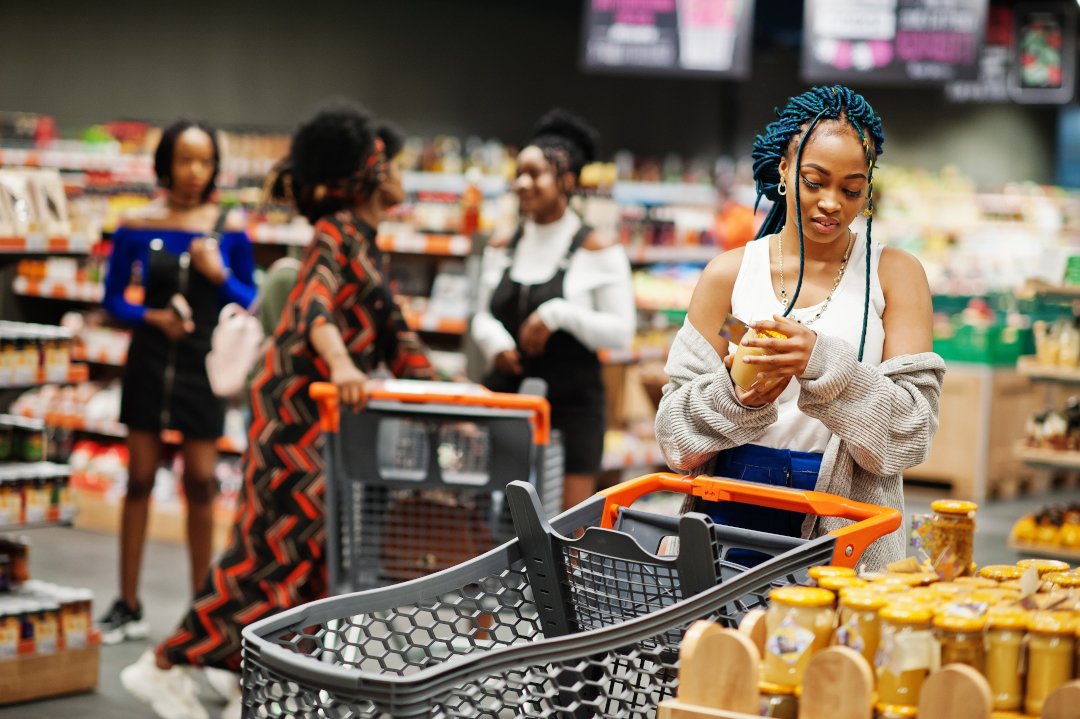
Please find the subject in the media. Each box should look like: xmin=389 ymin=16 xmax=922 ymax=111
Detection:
xmin=612 ymin=181 xmax=716 ymax=207
xmin=0 ymin=364 xmax=89 ymax=389
xmin=1016 ymin=355 xmax=1080 ymax=384
xmin=377 ymin=232 xmax=472 ymax=256
xmin=13 ymin=276 xmax=104 ymax=303
xmin=0 ymin=233 xmax=97 ymax=254
xmin=22 ymin=410 xmax=245 ymax=454
xmin=402 ymin=171 xmax=507 ymax=198
xmin=0 ymin=519 xmax=74 ymax=532
xmin=72 ymin=346 xmax=127 ymax=366
xmin=1015 ymin=443 xmax=1080 ymax=471
xmin=599 ymin=346 xmax=668 ymax=365
xmin=402 ymin=310 xmax=468 ymax=335
xmin=0 ymin=461 xmax=72 ymax=482
xmin=248 ymin=222 xmax=311 ymax=247
xmin=628 ymin=245 xmax=720 ymax=265
xmin=73 ymin=485 xmax=234 ymax=550
xmin=1007 ymin=536 xmax=1080 ymax=562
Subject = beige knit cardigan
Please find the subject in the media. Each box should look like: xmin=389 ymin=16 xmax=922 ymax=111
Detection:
xmin=655 ymin=320 xmax=946 ymax=570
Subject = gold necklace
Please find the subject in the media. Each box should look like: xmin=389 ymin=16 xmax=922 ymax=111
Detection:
xmin=777 ymin=228 xmax=855 ymax=326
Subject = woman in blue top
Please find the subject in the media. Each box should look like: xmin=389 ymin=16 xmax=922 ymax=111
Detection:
xmin=98 ymin=119 xmax=256 ymax=644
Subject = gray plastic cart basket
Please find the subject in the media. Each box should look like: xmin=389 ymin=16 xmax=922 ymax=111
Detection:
xmin=311 ymin=379 xmax=562 ymax=594
xmin=241 ymin=472 xmax=901 ymax=718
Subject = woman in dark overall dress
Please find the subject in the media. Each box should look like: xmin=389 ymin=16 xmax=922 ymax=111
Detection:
xmin=99 ymin=119 xmax=256 ymax=644
xmin=472 ymin=109 xmax=635 ymax=508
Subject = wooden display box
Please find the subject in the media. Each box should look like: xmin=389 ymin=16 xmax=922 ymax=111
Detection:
xmin=904 ymin=364 xmax=1041 ymax=500
xmin=73 ymin=488 xmax=234 ymax=551
xmin=0 ymin=645 xmax=99 ymax=705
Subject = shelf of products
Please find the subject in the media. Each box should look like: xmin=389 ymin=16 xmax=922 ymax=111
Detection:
xmin=1016 ymin=444 xmax=1080 ymax=471
xmin=0 ymin=234 xmax=97 ymax=255
xmin=0 ymin=366 xmax=88 ymax=391
xmin=1009 ymin=501 xmax=1080 ymax=561
xmin=12 ymin=277 xmax=104 ymax=304
xmin=1017 ymin=355 xmax=1080 ymax=384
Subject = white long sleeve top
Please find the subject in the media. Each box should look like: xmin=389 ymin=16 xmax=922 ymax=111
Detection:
xmin=471 ymin=209 xmax=636 ymax=368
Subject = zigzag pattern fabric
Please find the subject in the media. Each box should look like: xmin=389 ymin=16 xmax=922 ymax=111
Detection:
xmin=161 ymin=210 xmax=433 ymax=670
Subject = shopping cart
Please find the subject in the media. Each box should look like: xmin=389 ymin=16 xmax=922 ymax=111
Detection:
xmin=310 ymin=379 xmax=563 ymax=594
xmin=241 ymin=454 xmax=901 ymax=718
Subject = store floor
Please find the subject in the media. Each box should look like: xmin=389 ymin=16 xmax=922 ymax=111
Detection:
xmin=8 ymin=484 xmax=1080 ymax=718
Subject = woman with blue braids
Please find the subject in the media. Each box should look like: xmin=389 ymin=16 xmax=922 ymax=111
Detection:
xmin=655 ymin=86 xmax=945 ymax=569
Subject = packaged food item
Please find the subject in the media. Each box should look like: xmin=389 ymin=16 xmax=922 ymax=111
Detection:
xmin=32 ymin=600 xmax=58 ymax=655
xmin=834 ymin=588 xmax=886 ymax=666
xmin=933 ymin=604 xmax=987 ymax=672
xmin=730 ymin=328 xmax=787 ymax=391
xmin=875 ymin=603 xmax=936 ymax=718
xmin=978 ymin=564 xmax=1024 ymax=583
xmin=985 ymin=607 xmax=1028 ymax=712
xmin=927 ymin=499 xmax=977 ymax=579
xmin=1025 ymin=611 xmax=1075 ymax=716
xmin=762 ymin=587 xmax=835 ymax=691
xmin=815 ymin=575 xmax=866 ymax=593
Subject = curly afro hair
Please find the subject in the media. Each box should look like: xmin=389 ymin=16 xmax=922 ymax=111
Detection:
xmin=528 ymin=108 xmax=599 ymax=179
xmin=289 ymin=99 xmax=378 ymax=222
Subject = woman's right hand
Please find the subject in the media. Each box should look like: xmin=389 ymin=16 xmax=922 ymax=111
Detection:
xmin=145 ymin=308 xmax=194 ymax=342
xmin=329 ymin=359 xmax=368 ymax=410
xmin=494 ymin=349 xmax=523 ymax=376
xmin=724 ymin=354 xmax=791 ymax=407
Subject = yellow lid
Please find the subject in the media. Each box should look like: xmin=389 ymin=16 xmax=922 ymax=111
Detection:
xmin=769 ymin=586 xmax=835 ymax=608
xmin=818 ymin=576 xmax=867 ymax=592
xmin=934 ymin=607 xmax=988 ymax=632
xmin=931 ymin=499 xmax=978 ymax=515
xmin=999 ymin=580 xmax=1024 ymax=592
xmin=758 ymin=681 xmax=796 ymax=696
xmin=954 ymin=577 xmax=998 ymax=589
xmin=840 ymin=589 xmax=888 ymax=610
xmin=968 ymin=588 xmax=1021 ymax=606
xmin=876 ymin=573 xmax=925 ymax=588
xmin=808 ymin=565 xmax=857 ymax=581
xmin=1049 ymin=572 xmax=1080 ymax=589
xmin=1029 ymin=611 xmax=1075 ymax=635
xmin=900 ymin=588 xmax=940 ymax=604
xmin=1017 ymin=558 xmax=1071 ymax=576
xmin=930 ymin=582 xmax=969 ymax=598
xmin=880 ymin=603 xmax=934 ymax=624
xmin=979 ymin=565 xmax=1024 ymax=582
xmin=987 ymin=607 xmax=1029 ymax=630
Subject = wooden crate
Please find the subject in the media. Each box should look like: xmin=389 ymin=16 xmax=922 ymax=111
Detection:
xmin=0 ymin=645 xmax=99 ymax=705
xmin=904 ymin=364 xmax=1041 ymax=501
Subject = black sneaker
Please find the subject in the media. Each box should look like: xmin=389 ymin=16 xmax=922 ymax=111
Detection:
xmin=97 ymin=598 xmax=150 ymax=645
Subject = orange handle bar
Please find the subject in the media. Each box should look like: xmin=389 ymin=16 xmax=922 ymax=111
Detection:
xmin=596 ymin=472 xmax=902 ymax=568
xmin=309 ymin=381 xmax=551 ymax=445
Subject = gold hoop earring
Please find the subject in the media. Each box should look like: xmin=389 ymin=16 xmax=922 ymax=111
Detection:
xmin=777 ymin=176 xmax=787 ymax=196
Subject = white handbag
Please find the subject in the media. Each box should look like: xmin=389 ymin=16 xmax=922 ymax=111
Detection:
xmin=206 ymin=303 xmax=265 ymax=398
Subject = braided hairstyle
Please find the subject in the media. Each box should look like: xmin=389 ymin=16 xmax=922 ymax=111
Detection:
xmin=751 ymin=85 xmax=884 ymax=361
xmin=528 ymin=108 xmax=599 ymax=188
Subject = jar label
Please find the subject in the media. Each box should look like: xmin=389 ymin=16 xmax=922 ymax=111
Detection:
xmin=767 ymin=616 xmax=815 ymax=666
xmin=835 ymin=618 xmax=865 ymax=653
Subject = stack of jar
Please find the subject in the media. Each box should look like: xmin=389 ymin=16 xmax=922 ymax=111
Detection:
xmin=0 ymin=581 xmax=94 ymax=658
xmin=0 ymin=469 xmax=74 ymax=527
xmin=755 ymin=560 xmax=1080 ymax=718
xmin=0 ymin=321 xmax=73 ymax=387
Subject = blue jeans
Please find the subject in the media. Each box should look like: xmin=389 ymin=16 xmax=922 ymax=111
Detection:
xmin=704 ymin=444 xmax=823 ymax=566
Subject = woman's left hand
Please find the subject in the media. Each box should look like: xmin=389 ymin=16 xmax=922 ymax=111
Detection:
xmin=738 ymin=314 xmax=817 ymax=384
xmin=190 ymin=237 xmax=228 ymax=284
xmin=518 ymin=312 xmax=553 ymax=356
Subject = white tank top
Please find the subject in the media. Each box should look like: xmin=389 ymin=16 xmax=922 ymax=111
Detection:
xmin=729 ymin=234 xmax=886 ymax=453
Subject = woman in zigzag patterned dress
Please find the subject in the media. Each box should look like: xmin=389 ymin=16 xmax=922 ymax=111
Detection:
xmin=121 ymin=102 xmax=434 ymax=719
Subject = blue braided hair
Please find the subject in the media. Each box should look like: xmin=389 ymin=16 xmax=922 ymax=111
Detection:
xmin=750 ymin=85 xmax=884 ymax=361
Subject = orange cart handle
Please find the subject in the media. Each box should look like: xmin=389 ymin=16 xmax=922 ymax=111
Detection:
xmin=309 ymin=381 xmax=551 ymax=445
xmin=596 ymin=472 xmax=902 ymax=568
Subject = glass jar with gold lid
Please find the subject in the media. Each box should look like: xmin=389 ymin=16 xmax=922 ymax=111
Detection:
xmin=876 ymin=603 xmax=935 ymax=718
xmin=928 ymin=500 xmax=977 ymax=578
xmin=1047 ymin=571 xmax=1080 ymax=601
xmin=934 ymin=606 xmax=988 ymax=672
xmin=807 ymin=565 xmax=856 ymax=584
xmin=1017 ymin=558 xmax=1071 ymax=577
xmin=1025 ymin=611 xmax=1076 ymax=717
xmin=985 ymin=606 xmax=1028 ymax=712
xmin=763 ymin=587 xmax=835 ymax=691
xmin=835 ymin=588 xmax=886 ymax=667
xmin=954 ymin=576 xmax=998 ymax=590
xmin=979 ymin=565 xmax=1024 ymax=583
xmin=816 ymin=575 xmax=867 ymax=593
